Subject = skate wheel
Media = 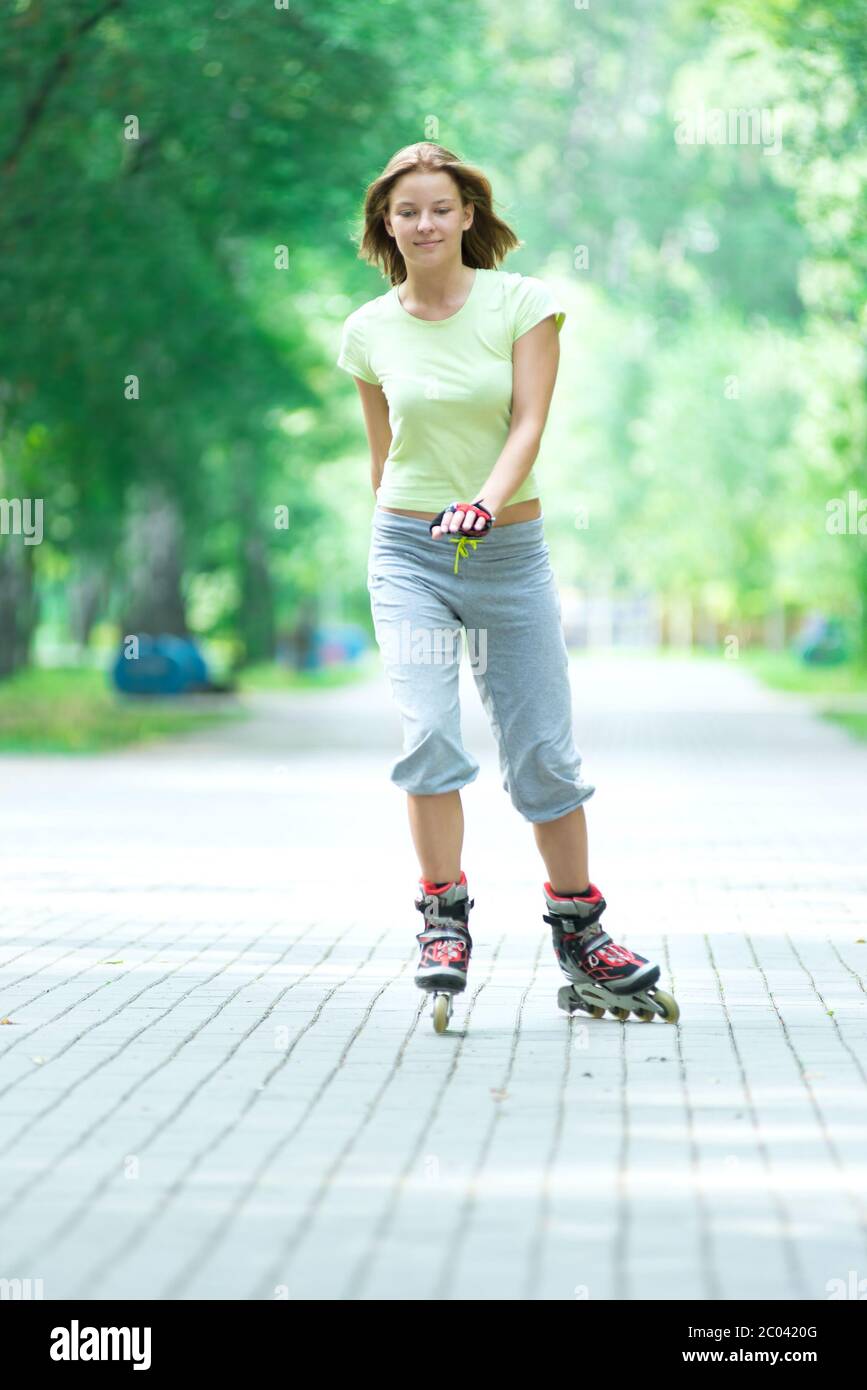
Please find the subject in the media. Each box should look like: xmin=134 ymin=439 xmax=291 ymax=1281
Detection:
xmin=433 ymin=993 xmax=451 ymax=1033
xmin=609 ymin=1006 xmax=630 ymax=1021
xmin=635 ymin=1008 xmax=655 ymax=1022
xmin=652 ymin=988 xmax=680 ymax=1024
xmin=557 ymin=986 xmax=604 ymax=1019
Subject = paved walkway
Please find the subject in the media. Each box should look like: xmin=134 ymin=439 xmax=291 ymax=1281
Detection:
xmin=1 ymin=652 xmax=866 ymax=1300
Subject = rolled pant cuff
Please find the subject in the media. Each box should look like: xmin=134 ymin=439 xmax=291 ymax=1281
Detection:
xmin=520 ymin=784 xmax=597 ymax=824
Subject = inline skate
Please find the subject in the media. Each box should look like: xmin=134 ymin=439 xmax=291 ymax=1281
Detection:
xmin=414 ymin=871 xmax=474 ymax=1033
xmin=543 ymin=881 xmax=679 ymax=1023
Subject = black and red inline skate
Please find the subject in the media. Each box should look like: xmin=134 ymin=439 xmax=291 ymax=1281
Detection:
xmin=414 ymin=871 xmax=474 ymax=1033
xmin=543 ymin=881 xmax=679 ymax=1023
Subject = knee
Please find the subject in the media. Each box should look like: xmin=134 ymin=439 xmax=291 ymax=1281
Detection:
xmin=391 ymin=725 xmax=480 ymax=797
xmin=504 ymin=737 xmax=596 ymax=823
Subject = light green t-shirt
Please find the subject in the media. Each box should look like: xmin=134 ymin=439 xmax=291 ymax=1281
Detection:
xmin=336 ymin=267 xmax=565 ymax=511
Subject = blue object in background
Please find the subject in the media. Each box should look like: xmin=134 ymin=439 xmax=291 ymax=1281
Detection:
xmin=314 ymin=623 xmax=368 ymax=666
xmin=111 ymin=635 xmax=211 ymax=695
xmin=793 ymin=614 xmax=849 ymax=666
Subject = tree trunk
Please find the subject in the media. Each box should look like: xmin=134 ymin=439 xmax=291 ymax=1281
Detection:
xmin=0 ymin=540 xmax=38 ymax=678
xmin=68 ymin=565 xmax=109 ymax=650
xmin=291 ymin=594 xmax=319 ymax=670
xmin=239 ymin=527 xmax=275 ymax=665
xmin=121 ymin=485 xmax=188 ymax=637
xmin=235 ymin=458 xmax=275 ymax=667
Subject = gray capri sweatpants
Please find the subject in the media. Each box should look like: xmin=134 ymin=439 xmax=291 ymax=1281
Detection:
xmin=366 ymin=507 xmax=596 ymax=824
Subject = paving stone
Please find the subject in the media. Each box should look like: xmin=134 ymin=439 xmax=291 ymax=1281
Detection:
xmin=0 ymin=654 xmax=865 ymax=1299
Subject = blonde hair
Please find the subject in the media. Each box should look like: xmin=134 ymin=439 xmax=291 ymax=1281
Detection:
xmin=353 ymin=142 xmax=521 ymax=285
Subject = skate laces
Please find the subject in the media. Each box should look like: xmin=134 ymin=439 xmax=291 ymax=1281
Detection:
xmin=417 ymin=927 xmax=471 ymax=962
xmin=551 ymin=916 xmax=646 ymax=972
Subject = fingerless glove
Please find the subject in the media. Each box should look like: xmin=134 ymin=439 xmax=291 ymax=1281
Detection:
xmin=429 ymin=499 xmax=495 ymax=536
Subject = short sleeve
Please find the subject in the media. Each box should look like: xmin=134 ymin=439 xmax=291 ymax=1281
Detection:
xmin=336 ymin=312 xmax=379 ymax=384
xmin=510 ymin=275 xmax=566 ymax=342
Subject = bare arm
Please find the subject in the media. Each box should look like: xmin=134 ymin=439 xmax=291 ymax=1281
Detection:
xmin=353 ymin=377 xmax=392 ymax=499
xmin=472 ymin=314 xmax=561 ymax=519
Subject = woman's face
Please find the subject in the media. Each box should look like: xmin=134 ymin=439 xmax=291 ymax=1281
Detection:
xmin=384 ymin=171 xmax=473 ymax=268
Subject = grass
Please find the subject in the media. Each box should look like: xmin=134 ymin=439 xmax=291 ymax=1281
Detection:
xmin=0 ymin=657 xmax=376 ymax=753
xmin=0 ymin=667 xmax=244 ymax=754
xmin=827 ymin=714 xmax=867 ymax=740
xmin=3 ymin=646 xmax=865 ymax=752
xmin=738 ymin=647 xmax=867 ymax=695
xmin=238 ymin=653 xmax=377 ymax=691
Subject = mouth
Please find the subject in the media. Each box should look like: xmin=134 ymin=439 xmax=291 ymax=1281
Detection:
xmin=415 ymin=240 xmax=442 ymax=246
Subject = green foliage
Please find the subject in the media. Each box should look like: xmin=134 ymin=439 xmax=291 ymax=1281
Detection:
xmin=239 ymin=656 xmax=374 ymax=691
xmin=0 ymin=666 xmax=242 ymax=752
xmin=0 ymin=0 xmax=864 ymax=678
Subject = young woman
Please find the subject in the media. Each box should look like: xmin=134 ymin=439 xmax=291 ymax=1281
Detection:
xmin=337 ymin=143 xmax=678 ymax=1031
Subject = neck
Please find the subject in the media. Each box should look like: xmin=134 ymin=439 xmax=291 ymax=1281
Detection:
xmin=400 ymin=257 xmax=474 ymax=309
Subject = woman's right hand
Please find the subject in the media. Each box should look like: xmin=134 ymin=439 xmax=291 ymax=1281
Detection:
xmin=430 ymin=500 xmax=495 ymax=538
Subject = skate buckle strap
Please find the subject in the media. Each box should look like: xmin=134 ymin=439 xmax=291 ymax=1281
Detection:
xmin=419 ymin=910 xmax=472 ymax=932
xmin=542 ymin=891 xmax=606 ymax=931
xmin=543 ymin=914 xmax=609 ymax=952
xmin=415 ymin=892 xmax=474 ymax=927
